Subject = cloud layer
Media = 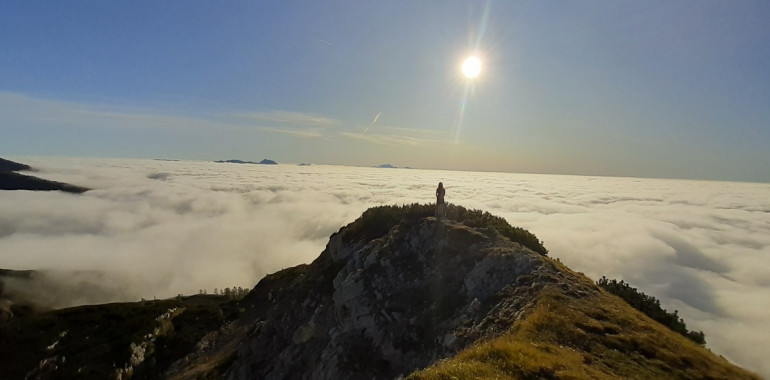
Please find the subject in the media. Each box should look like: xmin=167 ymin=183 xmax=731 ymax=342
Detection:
xmin=1 ymin=157 xmax=768 ymax=376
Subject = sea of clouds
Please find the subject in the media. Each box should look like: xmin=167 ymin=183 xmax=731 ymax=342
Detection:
xmin=1 ymin=157 xmax=768 ymax=376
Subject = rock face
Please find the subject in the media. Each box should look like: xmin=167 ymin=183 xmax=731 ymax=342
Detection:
xmin=173 ymin=207 xmax=561 ymax=380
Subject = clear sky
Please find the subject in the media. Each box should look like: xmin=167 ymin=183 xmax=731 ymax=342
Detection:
xmin=1 ymin=1 xmax=769 ymax=182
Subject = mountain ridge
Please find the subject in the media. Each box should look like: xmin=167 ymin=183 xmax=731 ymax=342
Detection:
xmin=0 ymin=204 xmax=758 ymax=379
xmin=0 ymin=157 xmax=89 ymax=193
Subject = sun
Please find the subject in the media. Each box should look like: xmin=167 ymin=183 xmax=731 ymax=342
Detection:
xmin=461 ymin=56 xmax=482 ymax=79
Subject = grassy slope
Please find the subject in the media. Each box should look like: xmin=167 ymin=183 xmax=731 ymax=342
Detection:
xmin=408 ymin=260 xmax=759 ymax=380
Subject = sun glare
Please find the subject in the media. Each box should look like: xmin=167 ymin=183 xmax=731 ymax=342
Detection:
xmin=461 ymin=56 xmax=482 ymax=79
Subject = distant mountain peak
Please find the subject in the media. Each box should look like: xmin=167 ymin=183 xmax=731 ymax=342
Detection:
xmin=213 ymin=159 xmax=278 ymax=165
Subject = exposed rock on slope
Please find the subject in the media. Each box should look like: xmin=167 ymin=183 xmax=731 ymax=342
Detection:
xmin=0 ymin=295 xmax=240 ymax=380
xmin=231 ymin=215 xmax=549 ymax=379
xmin=168 ymin=204 xmax=757 ymax=380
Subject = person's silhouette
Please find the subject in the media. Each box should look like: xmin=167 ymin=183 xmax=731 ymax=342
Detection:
xmin=436 ymin=182 xmax=446 ymax=218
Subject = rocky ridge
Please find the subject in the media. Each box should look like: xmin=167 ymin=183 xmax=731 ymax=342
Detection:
xmin=166 ymin=205 xmax=584 ymax=379
xmin=0 ymin=204 xmax=757 ymax=379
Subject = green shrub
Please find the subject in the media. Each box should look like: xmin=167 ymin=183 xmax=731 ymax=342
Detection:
xmin=597 ymin=276 xmax=706 ymax=345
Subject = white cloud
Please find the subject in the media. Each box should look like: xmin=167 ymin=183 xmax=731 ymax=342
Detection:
xmin=0 ymin=92 xmax=237 ymax=132
xmin=339 ymin=131 xmax=425 ymax=146
xmin=1 ymin=157 xmax=769 ymax=377
xmin=258 ymin=126 xmax=329 ymax=139
xmin=0 ymin=92 xmax=343 ymax=137
xmin=233 ymin=110 xmax=340 ymax=127
xmin=340 ymin=124 xmax=450 ymax=147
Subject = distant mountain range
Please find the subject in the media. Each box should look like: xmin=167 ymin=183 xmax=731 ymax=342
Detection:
xmin=375 ymin=163 xmax=412 ymax=169
xmin=0 ymin=158 xmax=89 ymax=193
xmin=213 ymin=159 xmax=278 ymax=165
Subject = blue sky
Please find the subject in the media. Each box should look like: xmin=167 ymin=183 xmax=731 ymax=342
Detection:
xmin=1 ymin=1 xmax=769 ymax=182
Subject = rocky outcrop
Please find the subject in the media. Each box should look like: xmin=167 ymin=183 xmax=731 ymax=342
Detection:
xmin=168 ymin=206 xmax=565 ymax=379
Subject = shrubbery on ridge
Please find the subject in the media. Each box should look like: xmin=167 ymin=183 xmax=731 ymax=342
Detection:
xmin=351 ymin=203 xmax=548 ymax=256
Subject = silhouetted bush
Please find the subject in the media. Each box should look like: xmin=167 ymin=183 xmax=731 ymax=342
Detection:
xmin=351 ymin=204 xmax=548 ymax=256
xmin=597 ymin=276 xmax=706 ymax=345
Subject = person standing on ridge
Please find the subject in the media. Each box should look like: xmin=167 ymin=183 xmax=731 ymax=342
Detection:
xmin=436 ymin=182 xmax=446 ymax=218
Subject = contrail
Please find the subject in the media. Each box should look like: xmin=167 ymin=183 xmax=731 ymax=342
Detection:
xmin=317 ymin=39 xmax=334 ymax=46
xmin=361 ymin=112 xmax=382 ymax=135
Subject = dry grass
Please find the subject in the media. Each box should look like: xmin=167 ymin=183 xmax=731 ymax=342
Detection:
xmin=408 ymin=265 xmax=760 ymax=380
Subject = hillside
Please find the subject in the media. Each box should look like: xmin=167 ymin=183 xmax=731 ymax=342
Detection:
xmin=0 ymin=157 xmax=31 ymax=172
xmin=0 ymin=158 xmax=89 ymax=193
xmin=0 ymin=204 xmax=758 ymax=379
xmin=0 ymin=295 xmax=243 ymax=379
